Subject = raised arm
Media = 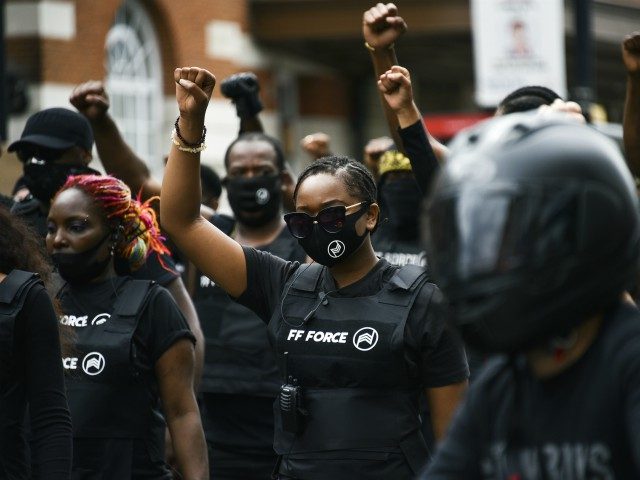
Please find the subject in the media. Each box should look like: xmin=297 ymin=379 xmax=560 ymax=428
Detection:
xmin=363 ymin=3 xmax=448 ymax=161
xmin=70 ymin=81 xmax=161 ymax=198
xmin=378 ymin=65 xmax=441 ymax=196
xmin=160 ymin=67 xmax=247 ymax=298
xmin=623 ymin=32 xmax=640 ymax=177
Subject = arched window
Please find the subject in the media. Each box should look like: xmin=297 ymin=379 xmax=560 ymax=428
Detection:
xmin=105 ymin=0 xmax=162 ymax=171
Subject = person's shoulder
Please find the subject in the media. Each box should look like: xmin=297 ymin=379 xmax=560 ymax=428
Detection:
xmin=267 ymin=226 xmax=307 ymax=262
xmin=600 ymin=302 xmax=640 ymax=362
xmin=9 ymin=195 xmax=41 ymax=216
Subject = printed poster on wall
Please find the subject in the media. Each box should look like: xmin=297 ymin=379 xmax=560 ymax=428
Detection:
xmin=471 ymin=0 xmax=567 ymax=107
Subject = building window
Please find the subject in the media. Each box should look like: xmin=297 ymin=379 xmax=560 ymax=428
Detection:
xmin=105 ymin=0 xmax=162 ymax=169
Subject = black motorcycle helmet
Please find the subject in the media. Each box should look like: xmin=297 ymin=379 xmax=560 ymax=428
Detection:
xmin=423 ymin=112 xmax=640 ymax=353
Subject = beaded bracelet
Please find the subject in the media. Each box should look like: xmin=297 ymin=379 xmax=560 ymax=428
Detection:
xmin=171 ymin=129 xmax=207 ymax=154
xmin=174 ymin=117 xmax=207 ymax=147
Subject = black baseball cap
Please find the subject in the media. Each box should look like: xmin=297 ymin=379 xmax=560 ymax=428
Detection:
xmin=8 ymin=108 xmax=94 ymax=156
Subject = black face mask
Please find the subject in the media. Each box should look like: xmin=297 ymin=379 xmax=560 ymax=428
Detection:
xmin=297 ymin=204 xmax=369 ymax=267
xmin=226 ymin=174 xmax=282 ymax=227
xmin=51 ymin=234 xmax=112 ymax=285
xmin=23 ymin=161 xmax=100 ymax=204
xmin=380 ymin=178 xmax=422 ymax=240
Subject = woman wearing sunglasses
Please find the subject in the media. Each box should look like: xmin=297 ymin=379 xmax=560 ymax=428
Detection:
xmin=162 ymin=67 xmax=469 ymax=480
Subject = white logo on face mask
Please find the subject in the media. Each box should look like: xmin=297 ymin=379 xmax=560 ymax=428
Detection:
xmin=353 ymin=327 xmax=379 ymax=351
xmin=91 ymin=313 xmax=110 ymax=326
xmin=255 ymin=188 xmax=270 ymax=205
xmin=82 ymin=352 xmax=105 ymax=376
xmin=327 ymin=240 xmax=346 ymax=258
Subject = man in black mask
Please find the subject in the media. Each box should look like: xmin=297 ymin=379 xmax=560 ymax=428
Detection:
xmin=194 ymin=132 xmax=307 ymax=480
xmin=8 ymin=108 xmax=99 ymax=237
xmin=8 ymin=106 xmax=205 ymax=402
xmin=373 ymin=149 xmax=426 ymax=266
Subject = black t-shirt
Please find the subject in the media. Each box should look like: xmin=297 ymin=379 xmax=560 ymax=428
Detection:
xmin=59 ymin=277 xmax=194 ymax=478
xmin=424 ymin=301 xmax=640 ymax=479
xmin=0 ymin=282 xmax=72 ymax=479
xmin=236 ymin=249 xmax=469 ymax=478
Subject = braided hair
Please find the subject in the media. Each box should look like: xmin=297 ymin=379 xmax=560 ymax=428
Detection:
xmin=294 ymin=155 xmax=377 ymax=205
xmin=57 ymin=175 xmax=170 ymax=271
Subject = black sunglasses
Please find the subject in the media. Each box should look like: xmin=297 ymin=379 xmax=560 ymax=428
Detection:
xmin=284 ymin=201 xmax=370 ymax=239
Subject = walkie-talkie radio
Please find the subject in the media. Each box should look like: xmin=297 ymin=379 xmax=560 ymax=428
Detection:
xmin=280 ymin=352 xmax=306 ymax=434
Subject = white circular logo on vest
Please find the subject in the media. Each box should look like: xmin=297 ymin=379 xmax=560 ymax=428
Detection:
xmin=91 ymin=313 xmax=110 ymax=326
xmin=327 ymin=240 xmax=346 ymax=259
xmin=82 ymin=352 xmax=105 ymax=376
xmin=353 ymin=327 xmax=379 ymax=351
xmin=255 ymin=188 xmax=270 ymax=205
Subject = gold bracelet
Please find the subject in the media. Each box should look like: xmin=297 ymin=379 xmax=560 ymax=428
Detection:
xmin=171 ymin=130 xmax=207 ymax=154
xmin=364 ymin=41 xmax=394 ymax=52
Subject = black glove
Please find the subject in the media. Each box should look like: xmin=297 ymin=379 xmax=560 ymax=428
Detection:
xmin=220 ymin=72 xmax=263 ymax=119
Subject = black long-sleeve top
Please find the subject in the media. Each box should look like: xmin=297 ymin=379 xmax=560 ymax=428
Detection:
xmin=398 ymin=120 xmax=441 ymax=199
xmin=0 ymin=283 xmax=72 ymax=479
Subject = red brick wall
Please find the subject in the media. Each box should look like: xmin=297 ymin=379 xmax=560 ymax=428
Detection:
xmin=7 ymin=0 xmax=256 ymax=96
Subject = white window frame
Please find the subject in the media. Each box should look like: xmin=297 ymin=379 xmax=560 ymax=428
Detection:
xmin=105 ymin=0 xmax=163 ymax=172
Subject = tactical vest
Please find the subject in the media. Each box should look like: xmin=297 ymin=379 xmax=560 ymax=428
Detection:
xmin=0 ymin=270 xmax=41 ymax=386
xmin=0 ymin=271 xmax=42 ymax=480
xmin=59 ymin=279 xmax=159 ymax=438
xmin=197 ymin=224 xmax=304 ymax=396
xmin=268 ymin=263 xmax=431 ymax=474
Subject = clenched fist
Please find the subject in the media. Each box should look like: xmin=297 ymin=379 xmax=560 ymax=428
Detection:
xmin=70 ymin=80 xmax=110 ymax=122
xmin=623 ymin=32 xmax=640 ymax=79
xmin=363 ymin=3 xmax=407 ymax=50
xmin=174 ymin=67 xmax=216 ymax=121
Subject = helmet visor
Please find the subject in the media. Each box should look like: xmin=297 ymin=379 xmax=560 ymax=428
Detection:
xmin=426 ymin=184 xmax=578 ymax=282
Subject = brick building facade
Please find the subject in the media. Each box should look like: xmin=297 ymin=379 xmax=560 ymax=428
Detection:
xmin=1 ymin=0 xmax=352 ymax=194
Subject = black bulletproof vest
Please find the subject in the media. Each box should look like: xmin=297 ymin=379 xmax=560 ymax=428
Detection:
xmin=0 ymin=271 xmax=41 ymax=480
xmin=197 ymin=224 xmax=306 ymax=396
xmin=268 ymin=263 xmax=430 ymax=472
xmin=59 ymin=279 xmax=158 ymax=438
xmin=0 ymin=270 xmax=41 ymax=385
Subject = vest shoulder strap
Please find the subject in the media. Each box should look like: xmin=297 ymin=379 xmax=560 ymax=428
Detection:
xmin=0 ymin=270 xmax=41 ymax=306
xmin=379 ymin=264 xmax=428 ymax=306
xmin=114 ymin=279 xmax=155 ymax=318
xmin=290 ymin=263 xmax=324 ymax=293
xmin=389 ymin=264 xmax=427 ymax=291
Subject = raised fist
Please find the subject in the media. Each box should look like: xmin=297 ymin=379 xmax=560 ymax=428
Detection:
xmin=300 ymin=132 xmax=331 ymax=160
xmin=363 ymin=3 xmax=407 ymax=50
xmin=70 ymin=80 xmax=110 ymax=121
xmin=378 ymin=65 xmax=414 ymax=114
xmin=220 ymin=72 xmax=263 ymax=118
xmin=622 ymin=32 xmax=640 ymax=78
xmin=174 ymin=67 xmax=216 ymax=121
